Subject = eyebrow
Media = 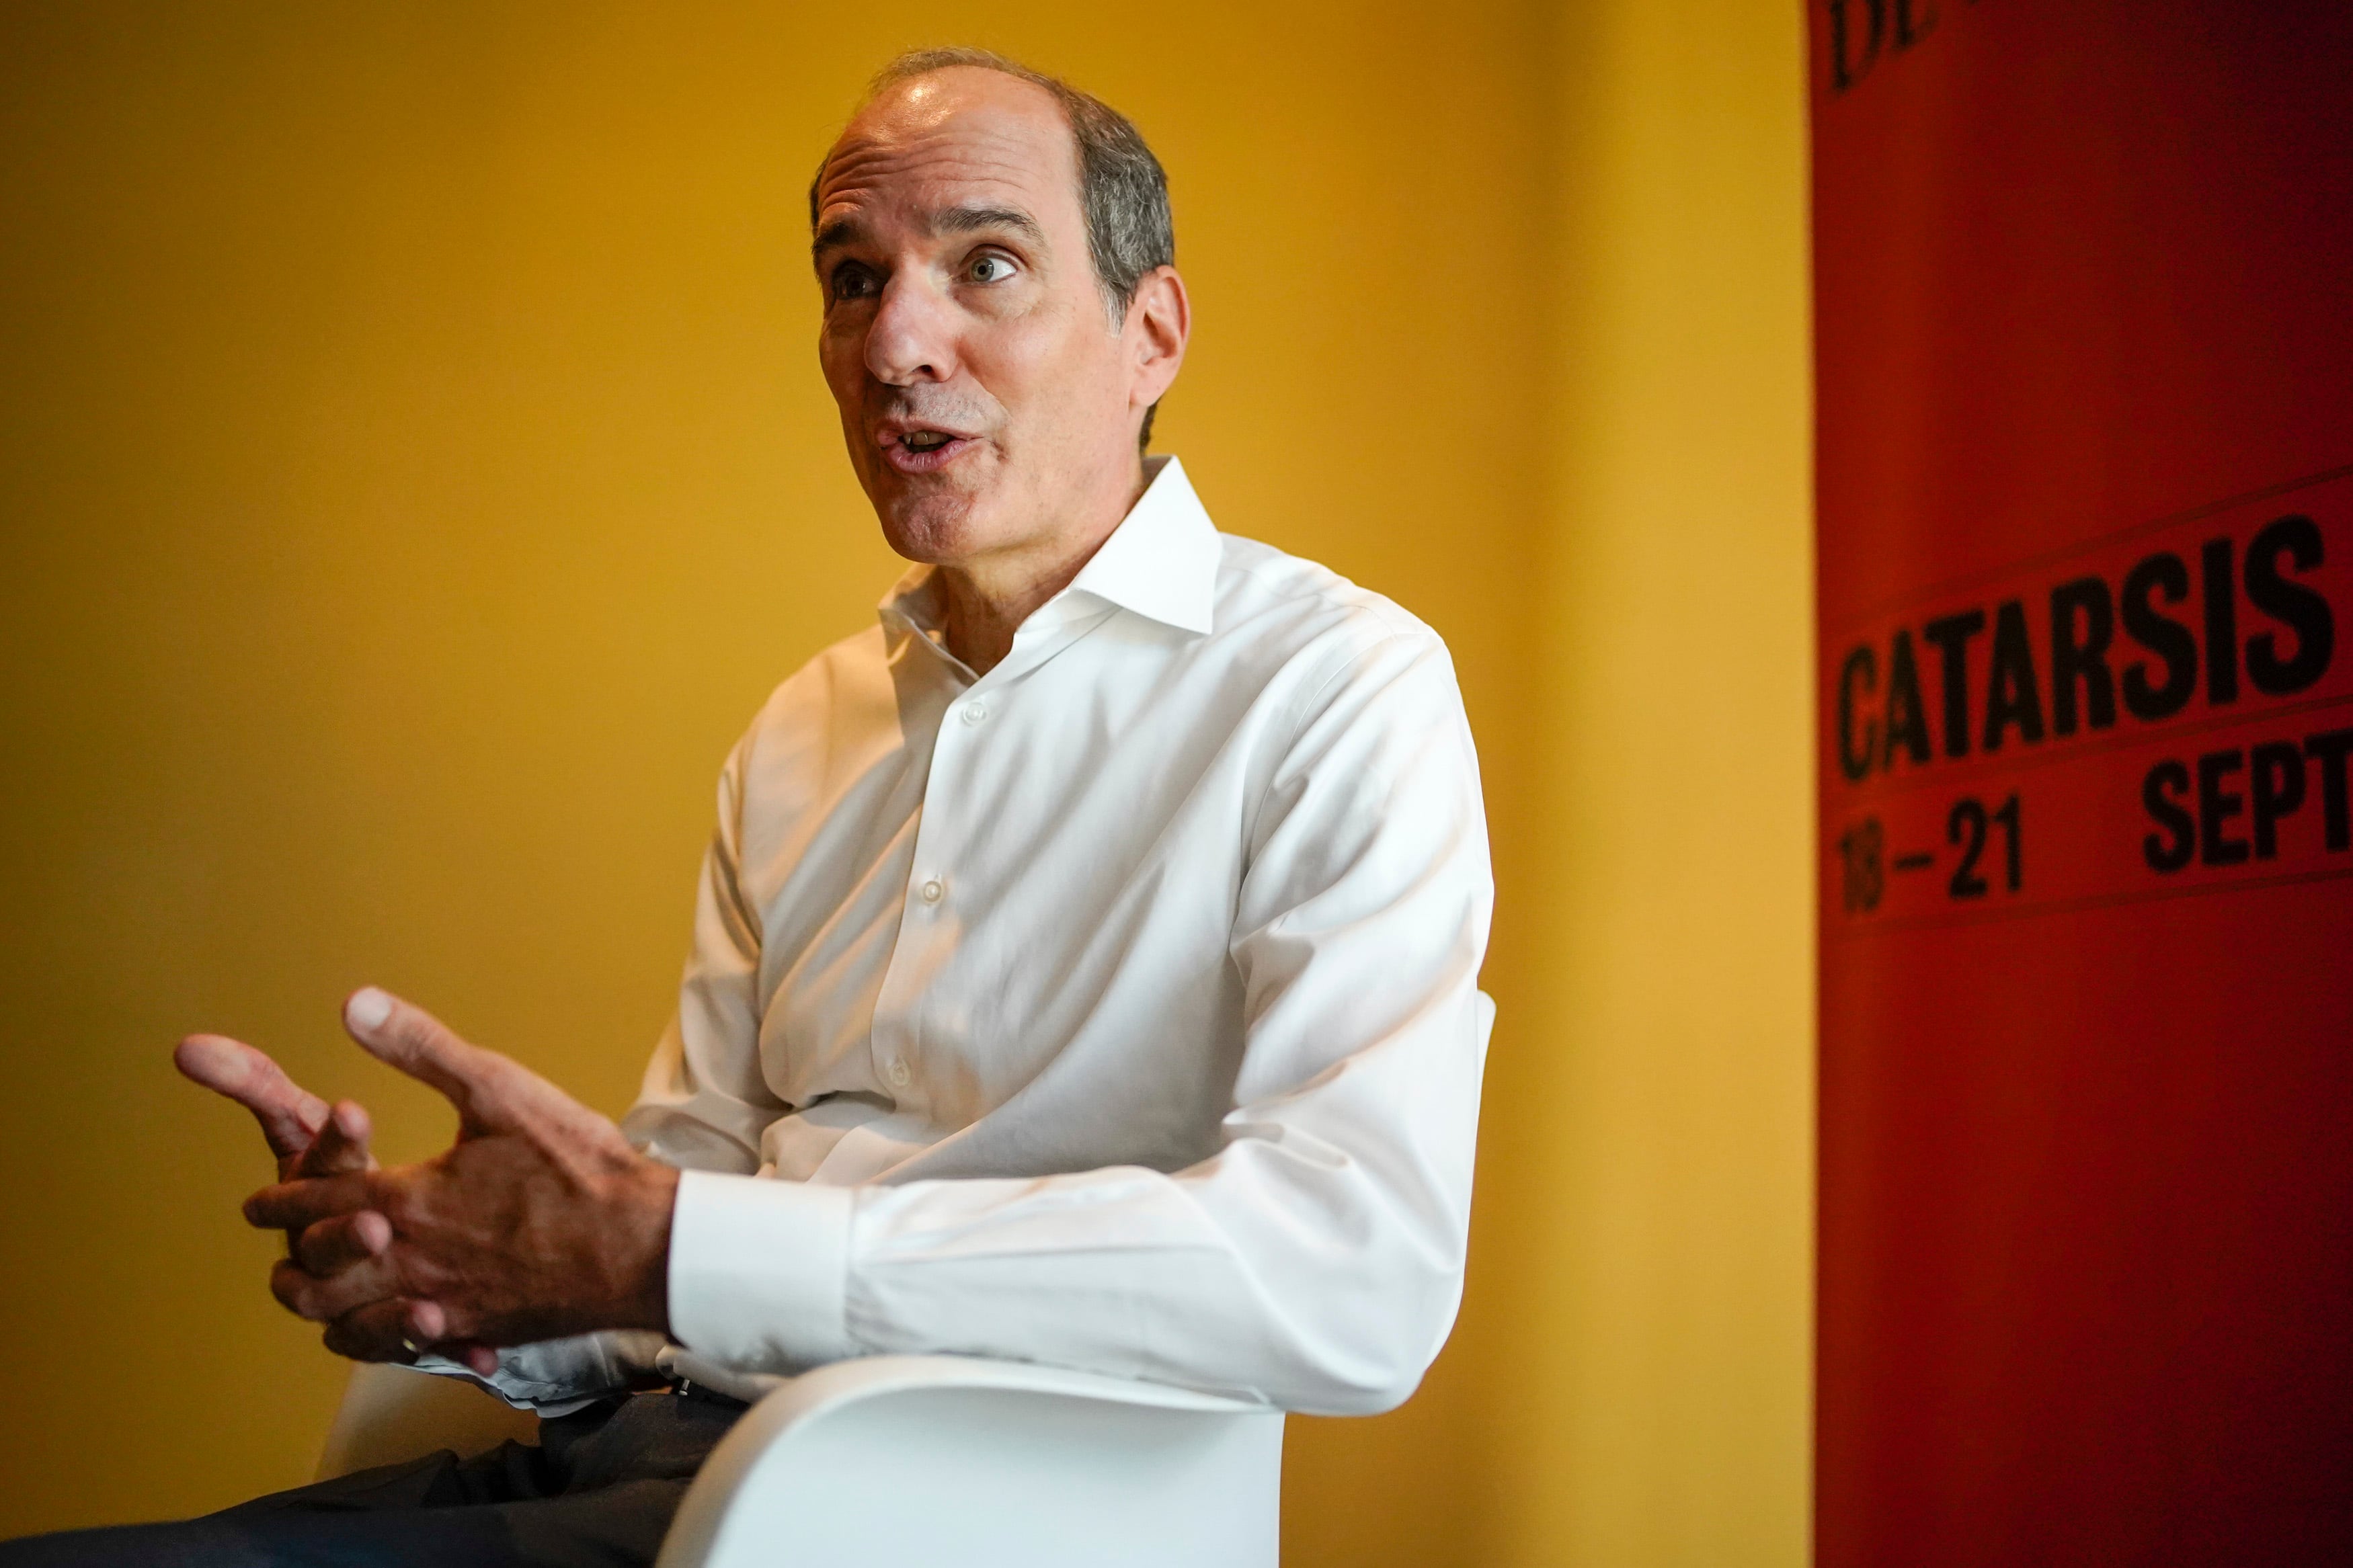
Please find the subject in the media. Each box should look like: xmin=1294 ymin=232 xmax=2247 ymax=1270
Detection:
xmin=812 ymin=202 xmax=1048 ymax=261
xmin=933 ymin=204 xmax=1045 ymax=244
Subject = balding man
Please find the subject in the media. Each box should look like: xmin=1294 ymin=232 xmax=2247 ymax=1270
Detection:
xmin=5 ymin=48 xmax=1492 ymax=1566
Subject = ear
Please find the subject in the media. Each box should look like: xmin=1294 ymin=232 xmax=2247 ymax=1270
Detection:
xmin=1123 ymin=265 xmax=1190 ymax=417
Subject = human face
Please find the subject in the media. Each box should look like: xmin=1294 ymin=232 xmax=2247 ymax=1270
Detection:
xmin=811 ymin=69 xmax=1169 ymax=575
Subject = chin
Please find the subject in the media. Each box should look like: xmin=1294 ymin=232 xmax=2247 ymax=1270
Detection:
xmin=875 ymin=487 xmax=988 ymax=567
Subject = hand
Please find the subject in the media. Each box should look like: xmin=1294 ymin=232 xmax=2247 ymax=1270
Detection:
xmin=242 ymin=988 xmax=679 ymax=1366
xmin=175 ymin=1025 xmax=419 ymax=1358
xmin=174 ymin=1030 xmax=380 ymax=1241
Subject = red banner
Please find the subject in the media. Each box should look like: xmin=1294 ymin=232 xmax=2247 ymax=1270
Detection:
xmin=1812 ymin=3 xmax=2353 ymax=1563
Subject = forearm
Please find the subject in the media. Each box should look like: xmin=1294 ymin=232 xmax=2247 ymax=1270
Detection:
xmin=664 ymin=991 xmax=1492 ymax=1413
xmin=855 ymin=1151 xmax=1471 ymax=1413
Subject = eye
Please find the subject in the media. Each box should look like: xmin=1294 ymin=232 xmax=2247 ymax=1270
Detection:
xmin=828 ymin=263 xmax=879 ymax=302
xmin=967 ymin=253 xmax=1018 ymax=284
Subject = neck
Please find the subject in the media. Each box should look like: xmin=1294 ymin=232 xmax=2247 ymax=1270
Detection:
xmin=938 ymin=460 xmax=1149 ymax=674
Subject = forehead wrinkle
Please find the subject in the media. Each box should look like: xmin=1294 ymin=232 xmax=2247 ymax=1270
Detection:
xmin=817 ymin=105 xmax=1078 ymax=227
xmin=810 ymin=200 xmax=1045 ymax=265
xmin=822 ymin=143 xmax=1060 ymax=208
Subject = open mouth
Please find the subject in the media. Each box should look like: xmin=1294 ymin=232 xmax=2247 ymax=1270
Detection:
xmin=884 ymin=427 xmax=975 ymax=474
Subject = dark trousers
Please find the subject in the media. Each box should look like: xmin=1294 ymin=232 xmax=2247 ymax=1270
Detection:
xmin=0 ymin=1387 xmax=742 ymax=1567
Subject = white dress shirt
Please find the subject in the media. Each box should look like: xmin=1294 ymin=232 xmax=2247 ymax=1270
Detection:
xmin=452 ymin=456 xmax=1492 ymax=1417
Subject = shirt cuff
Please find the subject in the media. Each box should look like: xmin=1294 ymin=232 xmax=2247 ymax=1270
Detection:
xmin=666 ymin=1168 xmax=857 ymax=1370
xmin=409 ymin=1329 xmax=663 ymax=1415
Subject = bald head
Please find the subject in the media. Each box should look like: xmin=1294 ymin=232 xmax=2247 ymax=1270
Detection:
xmin=813 ymin=50 xmax=1174 ymax=327
xmin=815 ymin=67 xmax=1078 ymax=290
xmin=806 ymin=53 xmax=1191 ymax=628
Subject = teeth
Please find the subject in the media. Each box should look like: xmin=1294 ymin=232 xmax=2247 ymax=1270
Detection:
xmin=904 ymin=431 xmax=949 ymax=451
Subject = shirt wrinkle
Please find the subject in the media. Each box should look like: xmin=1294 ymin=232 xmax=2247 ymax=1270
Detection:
xmin=452 ymin=454 xmax=1501 ymax=1417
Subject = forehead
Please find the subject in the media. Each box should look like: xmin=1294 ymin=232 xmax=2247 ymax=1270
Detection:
xmin=817 ymin=69 xmax=1081 ymax=234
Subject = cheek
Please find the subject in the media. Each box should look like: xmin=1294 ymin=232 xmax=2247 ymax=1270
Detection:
xmin=817 ymin=323 xmax=863 ymax=398
xmin=957 ymin=327 xmax=1042 ymax=407
xmin=817 ymin=333 xmax=881 ymax=472
xmin=972 ymin=310 xmax=1125 ymax=431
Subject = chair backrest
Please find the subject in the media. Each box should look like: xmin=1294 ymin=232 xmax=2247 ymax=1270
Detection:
xmin=320 ymin=1354 xmax=1282 ymax=1567
xmin=662 ymin=1354 xmax=1283 ymax=1568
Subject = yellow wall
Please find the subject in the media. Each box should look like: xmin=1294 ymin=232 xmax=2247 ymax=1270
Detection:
xmin=1498 ymin=2 xmax=1815 ymax=1559
xmin=0 ymin=3 xmax=1808 ymax=1562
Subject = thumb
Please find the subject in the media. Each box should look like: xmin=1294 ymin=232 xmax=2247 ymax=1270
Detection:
xmin=342 ymin=988 xmax=525 ymax=1137
xmin=342 ymin=988 xmax=610 ymax=1148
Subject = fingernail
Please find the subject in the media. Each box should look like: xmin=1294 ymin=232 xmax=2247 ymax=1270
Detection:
xmin=346 ymin=988 xmax=393 ymax=1030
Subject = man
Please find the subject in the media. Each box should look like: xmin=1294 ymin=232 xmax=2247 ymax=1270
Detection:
xmin=5 ymin=46 xmax=1492 ymax=1565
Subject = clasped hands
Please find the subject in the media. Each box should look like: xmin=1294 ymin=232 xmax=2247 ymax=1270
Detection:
xmin=175 ymin=987 xmax=678 ymax=1375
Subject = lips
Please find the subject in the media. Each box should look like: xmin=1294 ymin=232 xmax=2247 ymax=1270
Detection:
xmin=878 ymin=423 xmax=980 ymax=475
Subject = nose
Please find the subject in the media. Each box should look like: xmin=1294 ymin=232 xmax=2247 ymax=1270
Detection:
xmin=864 ymin=272 xmax=959 ymax=386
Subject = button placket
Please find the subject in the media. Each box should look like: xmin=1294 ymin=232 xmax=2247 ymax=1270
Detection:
xmin=871 ymin=676 xmax=982 ymax=1105
xmin=873 ymin=641 xmax=1048 ymax=1110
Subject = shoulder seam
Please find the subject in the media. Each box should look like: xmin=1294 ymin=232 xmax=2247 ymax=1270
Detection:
xmin=1215 ymin=536 xmax=1441 ymax=645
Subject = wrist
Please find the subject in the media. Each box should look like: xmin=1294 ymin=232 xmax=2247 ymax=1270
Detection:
xmin=612 ymin=1157 xmax=680 ymax=1334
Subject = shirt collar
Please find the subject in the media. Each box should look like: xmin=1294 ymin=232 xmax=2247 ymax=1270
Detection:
xmin=1059 ymin=455 xmax=1220 ymax=636
xmin=877 ymin=454 xmax=1220 ymax=649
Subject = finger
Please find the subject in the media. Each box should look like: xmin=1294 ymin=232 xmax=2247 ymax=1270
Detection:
xmin=245 ymin=1171 xmax=376 ymax=1233
xmin=342 ymin=987 xmax=608 ymax=1145
xmin=391 ymin=1297 xmax=483 ymax=1351
xmin=406 ymin=1298 xmax=450 ymax=1342
xmin=321 ymin=1298 xmax=480 ymax=1366
xmin=381 ymin=1297 xmax=501 ymax=1372
xmin=290 ymin=1209 xmax=391 ymax=1276
xmin=290 ymin=1099 xmax=375 ymax=1178
xmin=270 ymin=1252 xmax=404 ymax=1323
xmin=401 ymin=1309 xmax=502 ymax=1376
xmin=174 ymin=1035 xmax=330 ymax=1161
xmin=341 ymin=988 xmax=522 ymax=1135
xmin=321 ymin=1297 xmax=426 ymax=1363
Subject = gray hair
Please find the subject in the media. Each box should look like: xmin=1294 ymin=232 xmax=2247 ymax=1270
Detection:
xmin=812 ymin=48 xmax=1176 ymax=448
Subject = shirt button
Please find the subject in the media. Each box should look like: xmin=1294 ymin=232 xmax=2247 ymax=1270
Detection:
xmin=919 ymin=878 xmax=945 ymax=904
xmin=960 ymin=701 xmax=988 ymax=727
xmin=885 ymin=1058 xmax=912 ymax=1089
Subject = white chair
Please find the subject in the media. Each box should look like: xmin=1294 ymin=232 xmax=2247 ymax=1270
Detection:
xmin=315 ymin=1352 xmax=1284 ymax=1567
